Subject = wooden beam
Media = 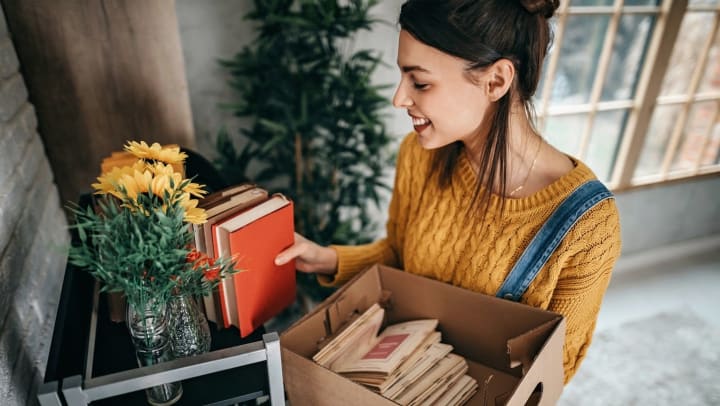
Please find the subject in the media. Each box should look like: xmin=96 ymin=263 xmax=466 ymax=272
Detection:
xmin=611 ymin=0 xmax=688 ymax=188
xmin=1 ymin=0 xmax=196 ymax=204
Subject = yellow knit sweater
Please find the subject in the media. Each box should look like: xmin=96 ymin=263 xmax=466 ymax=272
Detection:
xmin=318 ymin=132 xmax=622 ymax=383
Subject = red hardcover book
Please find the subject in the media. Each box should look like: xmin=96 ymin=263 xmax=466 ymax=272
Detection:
xmin=214 ymin=195 xmax=296 ymax=337
xmin=192 ymin=184 xmax=264 ymax=326
xmin=203 ymin=187 xmax=269 ymax=328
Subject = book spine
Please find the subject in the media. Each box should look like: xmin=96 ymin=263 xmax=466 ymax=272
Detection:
xmin=215 ymin=225 xmax=237 ymax=329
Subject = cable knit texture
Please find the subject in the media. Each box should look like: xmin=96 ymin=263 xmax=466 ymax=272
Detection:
xmin=318 ymin=132 xmax=622 ymax=383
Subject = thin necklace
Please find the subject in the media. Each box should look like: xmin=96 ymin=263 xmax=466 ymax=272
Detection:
xmin=508 ymin=139 xmax=542 ymax=197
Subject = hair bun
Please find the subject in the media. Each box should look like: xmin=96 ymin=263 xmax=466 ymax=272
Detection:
xmin=520 ymin=0 xmax=560 ymax=18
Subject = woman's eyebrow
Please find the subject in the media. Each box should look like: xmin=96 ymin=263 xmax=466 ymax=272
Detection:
xmin=399 ymin=65 xmax=431 ymax=73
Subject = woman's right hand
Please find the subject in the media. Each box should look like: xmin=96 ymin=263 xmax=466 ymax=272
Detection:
xmin=275 ymin=233 xmax=338 ymax=276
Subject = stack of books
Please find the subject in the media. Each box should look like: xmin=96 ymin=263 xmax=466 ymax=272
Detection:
xmin=192 ymin=184 xmax=296 ymax=338
xmin=313 ymin=303 xmax=478 ymax=406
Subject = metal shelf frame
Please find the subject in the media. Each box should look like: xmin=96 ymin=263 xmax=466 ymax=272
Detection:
xmin=37 ymin=332 xmax=285 ymax=406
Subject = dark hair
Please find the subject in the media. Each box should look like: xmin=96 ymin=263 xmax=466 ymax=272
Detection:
xmin=399 ymin=0 xmax=559 ymax=212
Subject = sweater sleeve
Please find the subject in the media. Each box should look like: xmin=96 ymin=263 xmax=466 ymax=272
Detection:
xmin=317 ymin=133 xmax=416 ymax=287
xmin=547 ymin=199 xmax=622 ymax=383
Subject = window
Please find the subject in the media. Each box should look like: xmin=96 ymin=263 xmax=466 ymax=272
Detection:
xmin=535 ymin=0 xmax=720 ymax=190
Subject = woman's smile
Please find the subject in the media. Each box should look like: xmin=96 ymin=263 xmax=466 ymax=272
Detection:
xmin=409 ymin=113 xmax=431 ymax=133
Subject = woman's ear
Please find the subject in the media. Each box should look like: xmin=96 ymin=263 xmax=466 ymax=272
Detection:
xmin=483 ymin=59 xmax=515 ymax=102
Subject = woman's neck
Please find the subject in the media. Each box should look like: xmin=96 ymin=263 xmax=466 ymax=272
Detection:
xmin=463 ymin=106 xmax=544 ymax=196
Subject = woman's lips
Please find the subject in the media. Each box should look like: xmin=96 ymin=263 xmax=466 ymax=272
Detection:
xmin=412 ymin=116 xmax=431 ymax=133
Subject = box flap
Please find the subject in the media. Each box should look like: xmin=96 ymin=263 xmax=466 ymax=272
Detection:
xmin=507 ymin=317 xmax=563 ymax=374
xmin=503 ymin=318 xmax=566 ymax=406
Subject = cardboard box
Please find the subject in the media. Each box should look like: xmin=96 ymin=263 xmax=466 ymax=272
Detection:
xmin=281 ymin=264 xmax=565 ymax=406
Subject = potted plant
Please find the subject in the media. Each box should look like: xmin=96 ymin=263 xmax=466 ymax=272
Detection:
xmin=68 ymin=142 xmax=235 ymax=405
xmin=216 ymin=0 xmax=395 ymax=309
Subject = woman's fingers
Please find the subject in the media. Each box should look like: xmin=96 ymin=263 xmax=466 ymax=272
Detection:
xmin=274 ymin=233 xmax=337 ymax=275
xmin=275 ymin=233 xmax=314 ymax=265
xmin=275 ymin=242 xmax=305 ymax=266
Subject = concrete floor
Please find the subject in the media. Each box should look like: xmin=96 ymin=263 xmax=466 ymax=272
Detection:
xmin=559 ymin=239 xmax=720 ymax=405
xmin=595 ymin=245 xmax=720 ymax=332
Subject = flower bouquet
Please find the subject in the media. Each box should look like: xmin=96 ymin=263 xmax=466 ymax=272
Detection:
xmin=67 ymin=142 xmax=235 ymax=405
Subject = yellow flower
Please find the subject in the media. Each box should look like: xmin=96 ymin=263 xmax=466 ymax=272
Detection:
xmin=124 ymin=141 xmax=188 ymax=165
xmin=146 ymin=163 xmax=178 ymax=195
xmin=93 ymin=145 xmax=208 ymax=224
xmin=184 ymin=181 xmax=207 ymax=199
xmin=148 ymin=162 xmax=206 ymax=199
xmin=150 ymin=172 xmax=171 ymax=198
xmin=118 ymin=168 xmax=153 ymax=201
xmin=92 ymin=161 xmax=145 ymax=197
xmin=150 ymin=161 xmax=177 ymax=177
xmin=182 ymin=198 xmax=207 ymax=225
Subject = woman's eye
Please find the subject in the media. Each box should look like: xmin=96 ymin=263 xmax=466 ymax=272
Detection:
xmin=413 ymin=82 xmax=429 ymax=90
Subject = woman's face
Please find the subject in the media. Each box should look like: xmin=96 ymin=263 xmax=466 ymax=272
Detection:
xmin=393 ymin=30 xmax=494 ymax=150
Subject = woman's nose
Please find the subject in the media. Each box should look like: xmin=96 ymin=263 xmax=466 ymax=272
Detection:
xmin=392 ymin=82 xmax=412 ymax=108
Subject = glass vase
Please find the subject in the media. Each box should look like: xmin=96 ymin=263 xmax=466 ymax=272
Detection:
xmin=168 ymin=294 xmax=211 ymax=358
xmin=126 ymin=299 xmax=183 ymax=406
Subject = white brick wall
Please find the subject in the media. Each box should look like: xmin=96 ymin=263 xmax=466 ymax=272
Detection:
xmin=0 ymin=5 xmax=69 ymax=405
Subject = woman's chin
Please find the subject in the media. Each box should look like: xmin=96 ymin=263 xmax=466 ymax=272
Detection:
xmin=416 ymin=132 xmax=444 ymax=150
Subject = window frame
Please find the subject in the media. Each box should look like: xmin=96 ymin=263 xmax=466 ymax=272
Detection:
xmin=536 ymin=0 xmax=720 ymax=191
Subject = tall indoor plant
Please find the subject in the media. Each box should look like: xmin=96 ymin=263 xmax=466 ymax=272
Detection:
xmin=216 ymin=0 xmax=395 ymax=303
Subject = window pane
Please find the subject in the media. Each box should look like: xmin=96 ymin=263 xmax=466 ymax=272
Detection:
xmin=635 ymin=104 xmax=682 ymax=178
xmin=535 ymin=18 xmax=558 ymax=103
xmin=544 ymin=114 xmax=587 ymax=157
xmin=624 ymin=0 xmax=661 ymax=5
xmin=571 ymin=0 xmax=613 ymax=5
xmin=671 ymin=102 xmax=719 ymax=172
xmin=696 ymin=103 xmax=719 ymax=167
xmin=601 ymin=14 xmax=655 ymax=101
xmin=550 ymin=15 xmax=610 ymax=105
xmin=586 ymin=110 xmax=627 ymax=181
xmin=659 ymin=12 xmax=716 ymax=97
xmin=689 ymin=0 xmax=719 ymax=6
xmin=698 ymin=25 xmax=720 ymax=93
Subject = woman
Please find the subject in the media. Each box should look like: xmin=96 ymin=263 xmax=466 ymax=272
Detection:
xmin=275 ymin=0 xmax=621 ymax=383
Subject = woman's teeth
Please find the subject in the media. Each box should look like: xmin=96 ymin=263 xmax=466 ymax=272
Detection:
xmin=412 ymin=117 xmax=430 ymax=126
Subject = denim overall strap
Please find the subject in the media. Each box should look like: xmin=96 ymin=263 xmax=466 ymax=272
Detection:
xmin=496 ymin=180 xmax=613 ymax=302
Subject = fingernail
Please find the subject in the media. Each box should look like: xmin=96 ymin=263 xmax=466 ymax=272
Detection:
xmin=275 ymin=256 xmax=285 ymax=265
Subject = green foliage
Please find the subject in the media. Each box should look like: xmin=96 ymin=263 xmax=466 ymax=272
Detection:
xmin=68 ymin=193 xmax=235 ymax=311
xmin=215 ymin=0 xmax=395 ymax=251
